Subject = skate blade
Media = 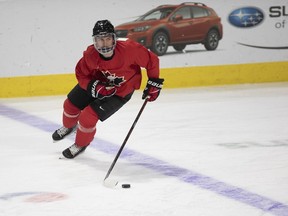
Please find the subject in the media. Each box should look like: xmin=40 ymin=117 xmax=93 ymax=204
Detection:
xmin=58 ymin=156 xmax=70 ymax=160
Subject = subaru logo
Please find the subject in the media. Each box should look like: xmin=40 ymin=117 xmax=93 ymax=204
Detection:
xmin=228 ymin=7 xmax=264 ymax=28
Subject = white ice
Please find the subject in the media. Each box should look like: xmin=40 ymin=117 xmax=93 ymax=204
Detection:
xmin=1 ymin=83 xmax=288 ymax=216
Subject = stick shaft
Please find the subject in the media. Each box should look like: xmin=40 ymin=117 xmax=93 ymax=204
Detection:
xmin=104 ymin=98 xmax=149 ymax=180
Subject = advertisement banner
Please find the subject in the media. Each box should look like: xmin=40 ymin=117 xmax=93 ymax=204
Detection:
xmin=0 ymin=1 xmax=287 ymax=97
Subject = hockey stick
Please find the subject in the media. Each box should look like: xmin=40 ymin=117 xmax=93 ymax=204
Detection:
xmin=103 ymin=98 xmax=149 ymax=188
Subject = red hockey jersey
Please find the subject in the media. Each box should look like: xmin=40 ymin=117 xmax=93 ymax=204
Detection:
xmin=75 ymin=39 xmax=160 ymax=97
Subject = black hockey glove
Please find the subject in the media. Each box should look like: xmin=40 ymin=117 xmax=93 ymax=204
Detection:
xmin=142 ymin=78 xmax=164 ymax=102
xmin=87 ymin=80 xmax=116 ymax=99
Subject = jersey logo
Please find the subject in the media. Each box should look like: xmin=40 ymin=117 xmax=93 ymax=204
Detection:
xmin=102 ymin=70 xmax=126 ymax=87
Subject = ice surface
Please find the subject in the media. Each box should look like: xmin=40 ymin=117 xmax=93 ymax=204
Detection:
xmin=1 ymin=84 xmax=288 ymax=216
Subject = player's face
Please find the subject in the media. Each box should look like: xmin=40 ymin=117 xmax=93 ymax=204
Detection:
xmin=93 ymin=33 xmax=116 ymax=57
xmin=94 ymin=34 xmax=114 ymax=48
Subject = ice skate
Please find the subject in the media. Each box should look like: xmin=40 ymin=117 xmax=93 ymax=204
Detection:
xmin=62 ymin=143 xmax=87 ymax=159
xmin=52 ymin=125 xmax=77 ymax=142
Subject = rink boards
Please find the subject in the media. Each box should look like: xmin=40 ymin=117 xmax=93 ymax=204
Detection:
xmin=0 ymin=61 xmax=288 ymax=97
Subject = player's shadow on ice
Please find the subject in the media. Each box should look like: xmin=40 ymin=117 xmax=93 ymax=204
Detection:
xmin=75 ymin=152 xmax=166 ymax=184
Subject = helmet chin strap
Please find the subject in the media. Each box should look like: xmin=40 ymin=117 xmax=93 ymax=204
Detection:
xmin=101 ymin=49 xmax=114 ymax=58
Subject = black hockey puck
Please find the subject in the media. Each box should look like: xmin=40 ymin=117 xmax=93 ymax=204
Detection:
xmin=122 ymin=184 xmax=131 ymax=188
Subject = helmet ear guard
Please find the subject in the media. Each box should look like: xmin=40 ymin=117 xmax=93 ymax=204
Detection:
xmin=92 ymin=20 xmax=117 ymax=55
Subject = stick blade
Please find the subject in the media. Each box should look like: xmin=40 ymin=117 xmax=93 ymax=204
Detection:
xmin=103 ymin=179 xmax=118 ymax=188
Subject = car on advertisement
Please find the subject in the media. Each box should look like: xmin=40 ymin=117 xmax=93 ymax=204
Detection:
xmin=115 ymin=2 xmax=223 ymax=56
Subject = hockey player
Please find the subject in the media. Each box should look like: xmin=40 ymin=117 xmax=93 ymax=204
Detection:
xmin=52 ymin=20 xmax=164 ymax=159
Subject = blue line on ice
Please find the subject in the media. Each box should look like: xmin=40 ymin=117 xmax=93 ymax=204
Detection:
xmin=1 ymin=103 xmax=287 ymax=216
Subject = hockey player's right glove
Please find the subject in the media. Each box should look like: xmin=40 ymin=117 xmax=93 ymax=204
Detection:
xmin=142 ymin=78 xmax=164 ymax=102
xmin=87 ymin=80 xmax=117 ymax=99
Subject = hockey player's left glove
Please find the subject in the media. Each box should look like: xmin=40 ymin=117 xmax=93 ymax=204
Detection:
xmin=142 ymin=78 xmax=164 ymax=102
